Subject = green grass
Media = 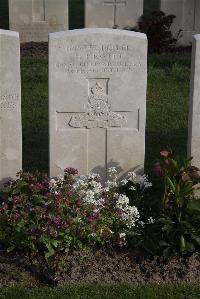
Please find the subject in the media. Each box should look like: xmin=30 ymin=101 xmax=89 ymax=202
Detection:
xmin=145 ymin=53 xmax=191 ymax=172
xmin=0 ymin=0 xmax=160 ymax=30
xmin=0 ymin=285 xmax=199 ymax=299
xmin=21 ymin=53 xmax=191 ymax=174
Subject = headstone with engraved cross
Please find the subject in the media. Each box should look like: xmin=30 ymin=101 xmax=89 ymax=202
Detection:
xmin=0 ymin=30 xmax=22 ymax=184
xmin=49 ymin=28 xmax=147 ymax=180
xmin=9 ymin=0 xmax=69 ymax=42
xmin=161 ymin=0 xmax=200 ymax=45
xmin=85 ymin=0 xmax=143 ymax=29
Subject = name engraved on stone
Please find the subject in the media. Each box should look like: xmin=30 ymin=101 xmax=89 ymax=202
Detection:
xmin=54 ymin=43 xmax=140 ymax=74
xmin=0 ymin=93 xmax=19 ymax=109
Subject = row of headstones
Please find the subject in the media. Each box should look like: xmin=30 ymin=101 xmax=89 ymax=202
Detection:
xmin=0 ymin=27 xmax=200 ymax=183
xmin=9 ymin=0 xmax=200 ymax=45
xmin=161 ymin=0 xmax=200 ymax=46
xmin=9 ymin=0 xmax=143 ymax=42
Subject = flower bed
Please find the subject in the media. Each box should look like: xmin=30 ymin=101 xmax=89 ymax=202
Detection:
xmin=0 ymin=151 xmax=200 ymax=285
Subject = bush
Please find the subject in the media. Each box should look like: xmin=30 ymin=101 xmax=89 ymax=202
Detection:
xmin=138 ymin=11 xmax=179 ymax=53
xmin=141 ymin=150 xmax=200 ymax=256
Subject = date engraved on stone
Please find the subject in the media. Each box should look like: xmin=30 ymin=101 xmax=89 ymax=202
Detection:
xmin=0 ymin=93 xmax=19 ymax=109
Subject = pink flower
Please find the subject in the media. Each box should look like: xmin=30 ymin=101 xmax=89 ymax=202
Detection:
xmin=116 ymin=208 xmax=124 ymax=216
xmin=88 ymin=214 xmax=98 ymax=223
xmin=12 ymin=196 xmax=21 ymax=205
xmin=76 ymin=198 xmax=81 ymax=207
xmin=160 ymin=150 xmax=172 ymax=158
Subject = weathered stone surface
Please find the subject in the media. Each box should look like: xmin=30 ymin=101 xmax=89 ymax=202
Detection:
xmin=0 ymin=30 xmax=22 ymax=183
xmin=49 ymin=28 xmax=147 ymax=179
xmin=85 ymin=0 xmax=143 ymax=29
xmin=188 ymin=35 xmax=200 ymax=169
xmin=160 ymin=0 xmax=200 ymax=45
xmin=9 ymin=0 xmax=68 ymax=43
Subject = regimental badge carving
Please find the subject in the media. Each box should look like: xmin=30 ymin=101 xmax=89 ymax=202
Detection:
xmin=69 ymin=79 xmax=126 ymax=129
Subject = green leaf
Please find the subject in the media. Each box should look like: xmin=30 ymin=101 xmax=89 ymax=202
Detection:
xmin=188 ymin=199 xmax=200 ymax=213
xmin=51 ymin=239 xmax=58 ymax=248
xmin=166 ymin=177 xmax=176 ymax=192
xmin=7 ymin=245 xmax=15 ymax=253
xmin=159 ymin=217 xmax=175 ymax=225
xmin=191 ymin=235 xmax=200 ymax=246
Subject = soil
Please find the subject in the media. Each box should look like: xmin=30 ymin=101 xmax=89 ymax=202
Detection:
xmin=56 ymin=249 xmax=200 ymax=286
xmin=21 ymin=42 xmax=48 ymax=58
xmin=0 ymin=249 xmax=199 ymax=287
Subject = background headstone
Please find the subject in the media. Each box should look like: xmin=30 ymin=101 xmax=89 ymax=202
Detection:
xmin=49 ymin=28 xmax=147 ymax=179
xmin=160 ymin=0 xmax=200 ymax=45
xmin=0 ymin=29 xmax=22 ymax=183
xmin=188 ymin=35 xmax=200 ymax=169
xmin=85 ymin=0 xmax=143 ymax=29
xmin=9 ymin=0 xmax=69 ymax=42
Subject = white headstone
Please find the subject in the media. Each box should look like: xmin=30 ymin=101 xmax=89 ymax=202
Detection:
xmin=49 ymin=28 xmax=147 ymax=179
xmin=9 ymin=0 xmax=69 ymax=43
xmin=160 ymin=0 xmax=200 ymax=45
xmin=188 ymin=35 xmax=200 ymax=168
xmin=0 ymin=30 xmax=22 ymax=183
xmin=85 ymin=0 xmax=143 ymax=29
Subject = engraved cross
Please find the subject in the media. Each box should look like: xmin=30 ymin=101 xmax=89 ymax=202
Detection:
xmin=104 ymin=0 xmax=127 ymax=28
xmin=56 ymin=78 xmax=139 ymax=179
xmin=32 ymin=0 xmax=46 ymax=22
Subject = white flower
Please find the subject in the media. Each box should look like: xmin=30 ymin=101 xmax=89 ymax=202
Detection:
xmin=73 ymin=177 xmax=88 ymax=190
xmin=108 ymin=167 xmax=117 ymax=174
xmin=90 ymin=180 xmax=102 ymax=194
xmin=119 ymin=232 xmax=126 ymax=239
xmin=89 ymin=233 xmax=97 ymax=238
xmin=129 ymin=186 xmax=136 ymax=191
xmin=49 ymin=176 xmax=64 ymax=195
xmin=115 ymin=194 xmax=140 ymax=229
xmin=116 ymin=194 xmax=129 ymax=208
xmin=127 ymin=171 xmax=137 ymax=182
xmin=135 ymin=175 xmax=152 ymax=189
xmin=104 ymin=180 xmax=118 ymax=192
xmin=138 ymin=220 xmax=145 ymax=227
xmin=83 ymin=190 xmax=96 ymax=205
xmin=148 ymin=217 xmax=155 ymax=224
xmin=121 ymin=179 xmax=128 ymax=185
xmin=88 ymin=173 xmax=100 ymax=180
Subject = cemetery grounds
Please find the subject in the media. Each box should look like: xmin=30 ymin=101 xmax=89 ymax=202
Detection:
xmin=0 ymin=0 xmax=200 ymax=298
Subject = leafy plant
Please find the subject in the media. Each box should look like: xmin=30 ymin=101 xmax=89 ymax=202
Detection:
xmin=138 ymin=11 xmax=179 ymax=53
xmin=152 ymin=150 xmax=200 ymax=256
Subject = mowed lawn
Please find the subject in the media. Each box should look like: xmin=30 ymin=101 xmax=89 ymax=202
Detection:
xmin=0 ymin=284 xmax=200 ymax=299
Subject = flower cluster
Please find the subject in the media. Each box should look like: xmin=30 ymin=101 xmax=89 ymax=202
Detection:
xmin=115 ymin=194 xmax=140 ymax=229
xmin=0 ymin=167 xmax=151 ymax=259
